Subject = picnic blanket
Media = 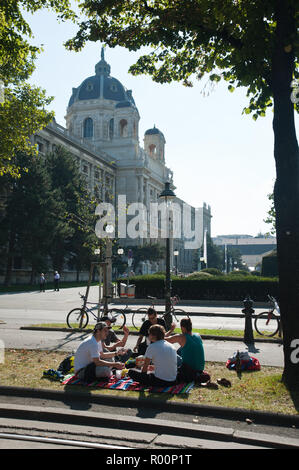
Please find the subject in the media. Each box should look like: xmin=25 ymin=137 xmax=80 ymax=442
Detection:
xmin=62 ymin=373 xmax=194 ymax=395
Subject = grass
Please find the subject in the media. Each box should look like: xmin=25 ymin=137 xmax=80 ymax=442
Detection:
xmin=0 ymin=348 xmax=298 ymax=415
xmin=25 ymin=323 xmax=282 ymax=340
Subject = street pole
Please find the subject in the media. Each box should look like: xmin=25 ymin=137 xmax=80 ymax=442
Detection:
xmin=159 ymin=182 xmax=176 ymax=331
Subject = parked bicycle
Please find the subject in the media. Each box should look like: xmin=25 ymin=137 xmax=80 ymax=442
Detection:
xmin=131 ymin=295 xmax=189 ymax=330
xmin=254 ymin=295 xmax=282 ymax=337
xmin=66 ymin=293 xmax=126 ymax=330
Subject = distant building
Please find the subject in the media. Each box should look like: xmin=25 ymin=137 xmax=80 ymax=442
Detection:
xmin=213 ymin=235 xmax=277 ymax=270
xmin=8 ymin=48 xmax=212 ymax=282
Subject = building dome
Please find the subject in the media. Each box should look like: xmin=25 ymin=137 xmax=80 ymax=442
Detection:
xmin=67 ymin=48 xmax=136 ymax=108
xmin=145 ymin=125 xmax=164 ymax=138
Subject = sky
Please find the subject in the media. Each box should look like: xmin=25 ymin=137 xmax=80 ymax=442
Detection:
xmin=23 ymin=7 xmax=298 ymax=238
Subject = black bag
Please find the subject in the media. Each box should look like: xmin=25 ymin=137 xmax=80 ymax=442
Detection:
xmin=57 ymin=355 xmax=74 ymax=375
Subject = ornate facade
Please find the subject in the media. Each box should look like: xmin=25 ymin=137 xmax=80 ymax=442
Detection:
xmin=33 ymin=49 xmax=212 ymax=275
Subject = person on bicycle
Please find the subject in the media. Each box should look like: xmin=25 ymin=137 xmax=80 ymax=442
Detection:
xmin=101 ymin=316 xmax=132 ymax=363
xmin=74 ymin=322 xmax=125 ymax=381
xmin=165 ymin=317 xmax=205 ymax=382
xmin=133 ymin=308 xmax=167 ymax=356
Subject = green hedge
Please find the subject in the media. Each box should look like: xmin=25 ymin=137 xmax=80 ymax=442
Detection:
xmin=118 ymin=274 xmax=279 ymax=302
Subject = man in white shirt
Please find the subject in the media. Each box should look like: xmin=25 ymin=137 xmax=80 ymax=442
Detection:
xmin=128 ymin=324 xmax=177 ymax=387
xmin=74 ymin=322 xmax=124 ymax=381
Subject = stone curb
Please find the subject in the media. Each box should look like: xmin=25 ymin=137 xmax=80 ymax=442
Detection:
xmin=0 ymin=401 xmax=298 ymax=449
xmin=19 ymin=326 xmax=283 ymax=344
xmin=0 ymin=385 xmax=298 ymax=429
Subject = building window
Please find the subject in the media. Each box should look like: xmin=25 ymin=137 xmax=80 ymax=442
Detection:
xmin=83 ymin=164 xmax=88 ymax=174
xmin=37 ymin=142 xmax=44 ymax=153
xmin=86 ymin=83 xmax=94 ymax=92
xmin=119 ymin=119 xmax=128 ymax=137
xmin=109 ymin=118 xmax=114 ymax=140
xmin=149 ymin=144 xmax=156 ymax=156
xmin=83 ymin=117 xmax=93 ymax=138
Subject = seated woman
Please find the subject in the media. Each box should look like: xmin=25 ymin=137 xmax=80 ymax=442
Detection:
xmin=128 ymin=324 xmax=177 ymax=387
xmin=165 ymin=317 xmax=205 ymax=382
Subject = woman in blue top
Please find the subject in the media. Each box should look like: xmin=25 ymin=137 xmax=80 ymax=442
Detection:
xmin=165 ymin=317 xmax=205 ymax=381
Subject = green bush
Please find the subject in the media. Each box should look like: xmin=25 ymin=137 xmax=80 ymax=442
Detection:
xmin=118 ymin=274 xmax=279 ymax=302
xmin=200 ymin=268 xmax=224 ymax=276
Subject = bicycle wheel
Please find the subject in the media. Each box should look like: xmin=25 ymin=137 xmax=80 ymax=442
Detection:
xmin=66 ymin=308 xmax=89 ymax=329
xmin=172 ymin=309 xmax=189 ymax=323
xmin=107 ymin=308 xmax=126 ymax=330
xmin=132 ymin=308 xmax=148 ymax=330
xmin=254 ymin=311 xmax=279 ymax=337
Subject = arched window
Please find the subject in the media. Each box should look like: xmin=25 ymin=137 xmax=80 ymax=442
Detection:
xmin=149 ymin=144 xmax=156 ymax=156
xmin=109 ymin=118 xmax=114 ymax=140
xmin=119 ymin=119 xmax=128 ymax=137
xmin=83 ymin=118 xmax=93 ymax=138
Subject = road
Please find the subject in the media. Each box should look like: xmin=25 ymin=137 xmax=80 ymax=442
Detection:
xmin=0 ymin=286 xmax=284 ymax=366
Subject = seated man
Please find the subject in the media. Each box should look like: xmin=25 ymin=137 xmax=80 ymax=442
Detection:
xmin=129 ymin=324 xmax=177 ymax=387
xmin=165 ymin=317 xmax=205 ymax=382
xmin=101 ymin=315 xmax=132 ymax=363
xmin=74 ymin=322 xmax=124 ymax=381
xmin=133 ymin=308 xmax=167 ymax=356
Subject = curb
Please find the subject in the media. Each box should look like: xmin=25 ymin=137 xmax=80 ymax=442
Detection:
xmin=19 ymin=326 xmax=283 ymax=344
xmin=0 ymin=385 xmax=298 ymax=429
xmin=1 ymin=402 xmax=297 ymax=449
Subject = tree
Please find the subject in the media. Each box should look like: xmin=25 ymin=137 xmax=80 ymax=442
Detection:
xmin=0 ymin=0 xmax=75 ymax=176
xmin=45 ymin=146 xmax=98 ymax=274
xmin=67 ymin=0 xmax=299 ymax=388
xmin=0 ymin=152 xmax=61 ymax=285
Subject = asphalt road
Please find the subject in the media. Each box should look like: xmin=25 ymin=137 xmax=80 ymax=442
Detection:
xmin=0 ymin=286 xmax=284 ymax=366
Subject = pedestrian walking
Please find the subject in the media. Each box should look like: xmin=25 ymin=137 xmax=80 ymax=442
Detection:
xmin=39 ymin=273 xmax=46 ymax=292
xmin=54 ymin=271 xmax=60 ymax=291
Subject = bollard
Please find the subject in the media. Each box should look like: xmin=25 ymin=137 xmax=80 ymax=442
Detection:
xmin=242 ymin=295 xmax=255 ymax=343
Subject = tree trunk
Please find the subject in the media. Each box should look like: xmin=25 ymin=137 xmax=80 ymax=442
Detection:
xmin=272 ymin=0 xmax=299 ymax=389
xmin=4 ymin=230 xmax=15 ymax=286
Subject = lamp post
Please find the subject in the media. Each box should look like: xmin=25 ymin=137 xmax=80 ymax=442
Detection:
xmin=159 ymin=181 xmax=176 ymax=330
xmin=174 ymin=249 xmax=179 ymax=275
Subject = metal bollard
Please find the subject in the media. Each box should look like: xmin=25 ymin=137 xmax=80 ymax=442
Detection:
xmin=242 ymin=295 xmax=255 ymax=343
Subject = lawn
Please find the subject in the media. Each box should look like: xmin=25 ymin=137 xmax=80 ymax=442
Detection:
xmin=25 ymin=323 xmax=282 ymax=340
xmin=0 ymin=348 xmax=297 ymax=416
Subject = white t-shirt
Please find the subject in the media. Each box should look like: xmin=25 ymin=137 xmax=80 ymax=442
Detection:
xmin=74 ymin=335 xmax=103 ymax=372
xmin=145 ymin=340 xmax=177 ymax=382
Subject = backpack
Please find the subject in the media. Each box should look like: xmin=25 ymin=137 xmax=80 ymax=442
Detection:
xmin=57 ymin=355 xmax=74 ymax=375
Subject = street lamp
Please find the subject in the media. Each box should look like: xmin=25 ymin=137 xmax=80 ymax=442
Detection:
xmin=159 ymin=181 xmax=176 ymax=329
xmin=174 ymin=249 xmax=179 ymax=275
xmin=117 ymin=248 xmax=124 ymax=255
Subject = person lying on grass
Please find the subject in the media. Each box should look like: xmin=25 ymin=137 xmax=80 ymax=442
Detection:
xmin=74 ymin=322 xmax=126 ymax=381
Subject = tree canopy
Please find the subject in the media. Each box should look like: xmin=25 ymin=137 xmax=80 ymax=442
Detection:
xmin=0 ymin=0 xmax=75 ymax=176
xmin=66 ymin=0 xmax=298 ymax=119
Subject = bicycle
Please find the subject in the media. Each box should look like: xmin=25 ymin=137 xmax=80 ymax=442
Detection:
xmin=254 ymin=295 xmax=282 ymax=337
xmin=131 ymin=295 xmax=189 ymax=330
xmin=66 ymin=293 xmax=126 ymax=330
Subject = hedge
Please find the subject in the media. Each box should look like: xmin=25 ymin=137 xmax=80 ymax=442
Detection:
xmin=118 ymin=274 xmax=279 ymax=302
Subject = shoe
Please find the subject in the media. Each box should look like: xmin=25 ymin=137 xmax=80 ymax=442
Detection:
xmin=217 ymin=378 xmax=232 ymax=387
xmin=200 ymin=381 xmax=219 ymax=390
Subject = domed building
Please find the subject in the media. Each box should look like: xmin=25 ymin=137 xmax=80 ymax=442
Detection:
xmin=32 ymin=48 xmax=212 ymax=276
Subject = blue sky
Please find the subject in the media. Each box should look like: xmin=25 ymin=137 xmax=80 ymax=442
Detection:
xmin=23 ymin=8 xmax=298 ymax=237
